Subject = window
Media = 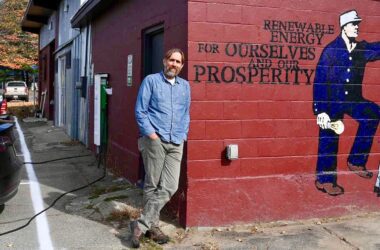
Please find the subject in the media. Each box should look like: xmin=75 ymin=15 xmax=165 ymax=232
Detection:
xmin=42 ymin=56 xmax=47 ymax=81
xmin=6 ymin=82 xmax=26 ymax=87
xmin=66 ymin=51 xmax=71 ymax=69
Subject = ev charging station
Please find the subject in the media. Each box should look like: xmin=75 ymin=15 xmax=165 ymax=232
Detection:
xmin=94 ymin=73 xmax=111 ymax=149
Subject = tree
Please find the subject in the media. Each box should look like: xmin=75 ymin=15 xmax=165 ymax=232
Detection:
xmin=0 ymin=0 xmax=38 ymax=70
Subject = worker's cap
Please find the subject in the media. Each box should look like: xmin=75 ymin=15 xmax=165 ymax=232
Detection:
xmin=340 ymin=10 xmax=362 ymax=27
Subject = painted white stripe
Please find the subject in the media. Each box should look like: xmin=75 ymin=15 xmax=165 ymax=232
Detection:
xmin=14 ymin=117 xmax=54 ymax=250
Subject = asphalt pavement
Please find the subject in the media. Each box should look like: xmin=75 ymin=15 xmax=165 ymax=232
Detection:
xmin=1 ymin=119 xmax=380 ymax=250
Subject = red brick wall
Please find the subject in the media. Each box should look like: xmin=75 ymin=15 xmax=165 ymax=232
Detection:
xmin=187 ymin=0 xmax=380 ymax=226
xmin=91 ymin=0 xmax=188 ymax=180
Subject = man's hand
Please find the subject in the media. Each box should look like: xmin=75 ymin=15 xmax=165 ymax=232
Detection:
xmin=317 ymin=112 xmax=330 ymax=129
xmin=148 ymin=133 xmax=159 ymax=140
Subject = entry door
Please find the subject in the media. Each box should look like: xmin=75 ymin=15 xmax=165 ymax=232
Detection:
xmin=143 ymin=25 xmax=164 ymax=77
xmin=139 ymin=25 xmax=164 ymax=181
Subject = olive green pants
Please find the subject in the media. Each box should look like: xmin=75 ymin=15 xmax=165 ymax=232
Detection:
xmin=137 ymin=136 xmax=183 ymax=233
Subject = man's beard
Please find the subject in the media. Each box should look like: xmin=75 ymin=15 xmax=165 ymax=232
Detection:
xmin=164 ymin=67 xmax=179 ymax=78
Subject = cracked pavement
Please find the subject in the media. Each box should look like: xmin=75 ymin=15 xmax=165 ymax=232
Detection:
xmin=1 ymin=119 xmax=380 ymax=250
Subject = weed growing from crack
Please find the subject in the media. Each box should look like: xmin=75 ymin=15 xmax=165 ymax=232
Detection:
xmin=90 ymin=183 xmax=133 ymax=198
xmin=89 ymin=195 xmax=99 ymax=199
xmin=103 ymin=195 xmax=129 ymax=202
xmin=140 ymin=237 xmax=163 ymax=250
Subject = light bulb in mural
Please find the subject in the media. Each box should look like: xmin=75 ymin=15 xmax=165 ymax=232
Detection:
xmin=327 ymin=120 xmax=344 ymax=135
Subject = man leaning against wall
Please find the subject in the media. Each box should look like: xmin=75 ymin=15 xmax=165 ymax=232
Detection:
xmin=131 ymin=48 xmax=191 ymax=248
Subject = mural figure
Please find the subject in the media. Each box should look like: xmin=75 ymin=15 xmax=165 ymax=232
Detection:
xmin=313 ymin=10 xmax=380 ymax=196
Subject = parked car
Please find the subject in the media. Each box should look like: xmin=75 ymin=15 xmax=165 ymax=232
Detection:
xmin=4 ymin=81 xmax=29 ymax=102
xmin=0 ymin=94 xmax=8 ymax=120
xmin=0 ymin=116 xmax=22 ymax=212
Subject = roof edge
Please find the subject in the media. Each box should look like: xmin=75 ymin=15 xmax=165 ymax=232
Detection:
xmin=71 ymin=0 xmax=113 ymax=28
xmin=21 ymin=0 xmax=60 ymax=34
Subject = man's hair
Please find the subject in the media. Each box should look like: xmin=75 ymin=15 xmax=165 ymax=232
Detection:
xmin=164 ymin=48 xmax=185 ymax=64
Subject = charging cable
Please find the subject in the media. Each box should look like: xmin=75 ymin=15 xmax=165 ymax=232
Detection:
xmin=0 ymin=153 xmax=106 ymax=236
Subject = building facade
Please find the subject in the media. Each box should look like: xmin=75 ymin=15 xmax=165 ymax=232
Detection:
xmin=27 ymin=0 xmax=380 ymax=227
xmin=22 ymin=0 xmax=90 ymax=144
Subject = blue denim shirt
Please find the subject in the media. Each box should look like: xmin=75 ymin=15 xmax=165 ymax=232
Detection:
xmin=135 ymin=72 xmax=191 ymax=144
xmin=313 ymin=36 xmax=380 ymax=117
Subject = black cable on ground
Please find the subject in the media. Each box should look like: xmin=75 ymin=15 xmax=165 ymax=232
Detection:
xmin=23 ymin=154 xmax=93 ymax=165
xmin=1 ymin=99 xmax=110 ymax=237
xmin=0 ymin=152 xmax=107 ymax=237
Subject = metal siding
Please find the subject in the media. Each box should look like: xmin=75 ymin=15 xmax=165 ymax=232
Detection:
xmin=71 ymin=34 xmax=89 ymax=144
xmin=58 ymin=0 xmax=80 ymax=47
xmin=71 ymin=37 xmax=81 ymax=140
xmin=65 ymin=64 xmax=72 ymax=137
xmin=76 ymin=25 xmax=92 ymax=146
xmin=53 ymin=0 xmax=84 ymax=140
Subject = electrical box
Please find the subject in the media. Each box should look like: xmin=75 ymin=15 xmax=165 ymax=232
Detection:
xmin=226 ymin=144 xmax=238 ymax=160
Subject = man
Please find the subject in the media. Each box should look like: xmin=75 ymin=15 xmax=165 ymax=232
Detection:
xmin=131 ymin=48 xmax=191 ymax=248
xmin=313 ymin=10 xmax=380 ymax=196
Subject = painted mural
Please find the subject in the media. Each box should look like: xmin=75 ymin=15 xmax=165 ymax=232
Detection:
xmin=194 ymin=20 xmax=335 ymax=84
xmin=193 ymin=9 xmax=379 ymax=198
xmin=313 ymin=10 xmax=380 ymax=196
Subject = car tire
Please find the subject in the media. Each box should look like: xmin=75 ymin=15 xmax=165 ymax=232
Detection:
xmin=25 ymin=97 xmax=29 ymax=102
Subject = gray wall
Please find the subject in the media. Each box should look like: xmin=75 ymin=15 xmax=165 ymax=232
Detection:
xmin=39 ymin=12 xmax=56 ymax=49
xmin=58 ymin=0 xmax=80 ymax=46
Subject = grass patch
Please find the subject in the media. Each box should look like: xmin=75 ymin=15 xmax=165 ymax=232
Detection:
xmin=140 ymin=237 xmax=163 ymax=250
xmin=90 ymin=183 xmax=133 ymax=198
xmin=103 ymin=195 xmax=129 ymax=202
xmin=88 ymin=195 xmax=100 ymax=200
xmin=7 ymin=103 xmax=35 ymax=119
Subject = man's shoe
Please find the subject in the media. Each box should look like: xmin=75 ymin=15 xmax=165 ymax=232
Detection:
xmin=130 ymin=221 xmax=143 ymax=248
xmin=347 ymin=162 xmax=373 ymax=179
xmin=315 ymin=181 xmax=344 ymax=196
xmin=145 ymin=226 xmax=169 ymax=244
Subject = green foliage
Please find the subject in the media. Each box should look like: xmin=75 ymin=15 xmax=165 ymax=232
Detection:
xmin=0 ymin=0 xmax=38 ymax=69
xmin=90 ymin=184 xmax=134 ymax=197
xmin=0 ymin=68 xmax=12 ymax=83
xmin=103 ymin=195 xmax=129 ymax=202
